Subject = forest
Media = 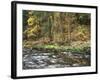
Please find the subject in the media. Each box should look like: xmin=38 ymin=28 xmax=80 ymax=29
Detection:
xmin=23 ymin=10 xmax=91 ymax=69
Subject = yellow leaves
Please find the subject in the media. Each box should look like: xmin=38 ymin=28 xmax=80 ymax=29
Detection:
xmin=24 ymin=12 xmax=41 ymax=40
xmin=23 ymin=28 xmax=36 ymax=40
xmin=71 ymin=25 xmax=90 ymax=41
xmin=27 ymin=17 xmax=35 ymax=26
xmin=23 ymin=41 xmax=33 ymax=48
xmin=23 ymin=24 xmax=41 ymax=40
xmin=32 ymin=25 xmax=38 ymax=33
xmin=27 ymin=16 xmax=37 ymax=26
xmin=27 ymin=32 xmax=36 ymax=39
xmin=34 ymin=25 xmax=41 ymax=33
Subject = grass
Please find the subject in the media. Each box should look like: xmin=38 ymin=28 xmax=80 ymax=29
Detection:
xmin=23 ymin=40 xmax=90 ymax=54
xmin=29 ymin=41 xmax=90 ymax=54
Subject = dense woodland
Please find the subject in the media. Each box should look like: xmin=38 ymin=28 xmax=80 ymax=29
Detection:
xmin=23 ymin=10 xmax=90 ymax=53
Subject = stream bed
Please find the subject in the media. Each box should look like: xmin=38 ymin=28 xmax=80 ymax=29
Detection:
xmin=23 ymin=48 xmax=90 ymax=69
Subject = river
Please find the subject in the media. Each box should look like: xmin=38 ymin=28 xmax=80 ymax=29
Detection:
xmin=23 ymin=48 xmax=90 ymax=69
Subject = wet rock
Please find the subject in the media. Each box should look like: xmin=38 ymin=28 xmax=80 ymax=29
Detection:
xmin=72 ymin=63 xmax=80 ymax=67
xmin=72 ymin=53 xmax=84 ymax=59
xmin=61 ymin=52 xmax=73 ymax=56
xmin=50 ymin=59 xmax=57 ymax=64
xmin=85 ymin=55 xmax=90 ymax=58
xmin=23 ymin=49 xmax=90 ymax=69
xmin=52 ymin=55 xmax=56 ymax=58
xmin=42 ymin=53 xmax=52 ymax=56
xmin=64 ymin=65 xmax=71 ymax=67
xmin=47 ymin=64 xmax=61 ymax=68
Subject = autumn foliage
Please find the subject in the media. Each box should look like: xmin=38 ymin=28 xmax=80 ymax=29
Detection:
xmin=23 ymin=10 xmax=90 ymax=50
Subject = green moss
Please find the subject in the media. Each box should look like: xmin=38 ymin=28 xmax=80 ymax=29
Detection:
xmin=23 ymin=40 xmax=90 ymax=54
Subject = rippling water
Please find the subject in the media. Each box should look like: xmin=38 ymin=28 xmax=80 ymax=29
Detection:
xmin=23 ymin=48 xmax=90 ymax=69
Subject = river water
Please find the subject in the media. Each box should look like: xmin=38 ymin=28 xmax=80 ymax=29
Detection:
xmin=23 ymin=48 xmax=90 ymax=69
